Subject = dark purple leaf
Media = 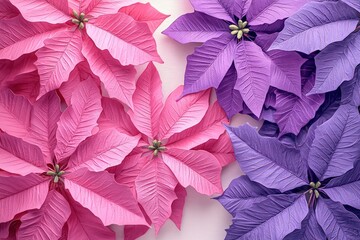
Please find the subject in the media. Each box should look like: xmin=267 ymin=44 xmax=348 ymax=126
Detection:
xmin=341 ymin=65 xmax=360 ymax=107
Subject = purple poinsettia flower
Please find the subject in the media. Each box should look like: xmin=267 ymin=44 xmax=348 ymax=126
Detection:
xmin=220 ymin=104 xmax=360 ymax=239
xmin=163 ymin=0 xmax=310 ymax=118
xmin=271 ymin=0 xmax=360 ymax=94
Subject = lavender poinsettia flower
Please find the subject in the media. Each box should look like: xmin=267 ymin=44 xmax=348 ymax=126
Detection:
xmin=163 ymin=0 xmax=309 ymax=118
xmin=220 ymin=104 xmax=360 ymax=239
xmin=271 ymin=0 xmax=360 ymax=94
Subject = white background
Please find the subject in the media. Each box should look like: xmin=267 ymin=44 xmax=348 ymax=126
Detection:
xmin=116 ymin=1 xmax=261 ymax=239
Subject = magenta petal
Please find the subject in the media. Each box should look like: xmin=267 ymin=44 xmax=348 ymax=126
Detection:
xmin=0 ymin=0 xmax=19 ymax=20
xmin=170 ymin=185 xmax=187 ymax=229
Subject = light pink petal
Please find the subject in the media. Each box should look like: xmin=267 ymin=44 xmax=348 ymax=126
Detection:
xmin=135 ymin=158 xmax=178 ymax=234
xmin=167 ymin=101 xmax=227 ymax=149
xmin=82 ymin=36 xmax=136 ymax=108
xmin=128 ymin=62 xmax=163 ymax=139
xmin=55 ymin=80 xmax=102 ymax=160
xmin=36 ymin=30 xmax=83 ymax=98
xmin=194 ymin=133 xmax=235 ymax=167
xmin=65 ymin=192 xmax=115 ymax=240
xmin=8 ymin=0 xmax=70 ymax=24
xmin=170 ymin=184 xmax=187 ymax=229
xmin=0 ymin=132 xmax=46 ymax=175
xmin=158 ymin=87 xmax=210 ymax=140
xmin=119 ymin=3 xmax=169 ymax=33
xmin=162 ymin=148 xmax=222 ymax=195
xmin=4 ymin=71 xmax=40 ymax=103
xmin=98 ymin=98 xmax=139 ymax=136
xmin=83 ymin=0 xmax=137 ymax=18
xmin=0 ymin=89 xmax=31 ymax=138
xmin=0 ymin=0 xmax=20 ymax=20
xmin=0 ymin=16 xmax=68 ymax=60
xmin=67 ymin=129 xmax=140 ymax=172
xmin=64 ymin=168 xmax=147 ymax=226
xmin=24 ymin=91 xmax=61 ymax=163
xmin=18 ymin=190 xmax=71 ymax=240
xmin=0 ymin=173 xmax=49 ymax=222
xmin=87 ymin=12 xmax=162 ymax=65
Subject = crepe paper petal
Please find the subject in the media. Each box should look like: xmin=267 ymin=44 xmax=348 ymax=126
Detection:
xmin=216 ymin=64 xmax=244 ymax=119
xmin=0 ymin=220 xmax=12 ymax=239
xmin=0 ymin=53 xmax=37 ymax=85
xmin=308 ymin=105 xmax=360 ymax=180
xmin=124 ymin=225 xmax=149 ymax=240
xmin=128 ymin=62 xmax=163 ymax=138
xmin=36 ymin=30 xmax=84 ymax=98
xmin=163 ymin=11 xmax=228 ymax=44
xmin=226 ymin=125 xmax=308 ymax=192
xmin=162 ymin=148 xmax=222 ymax=195
xmin=4 ymin=71 xmax=40 ymax=103
xmin=83 ymin=0 xmax=136 ymax=18
xmin=194 ymin=133 xmax=235 ymax=167
xmin=226 ymin=194 xmax=308 ymax=240
xmin=55 ymin=80 xmax=102 ymax=160
xmin=284 ymin=208 xmax=326 ymax=240
xmin=270 ymin=1 xmax=359 ymax=54
xmin=341 ymin=67 xmax=360 ymax=107
xmin=8 ymin=0 xmax=69 ymax=24
xmin=136 ymin=158 xmax=178 ymax=234
xmin=120 ymin=2 xmax=169 ymax=34
xmin=98 ymin=98 xmax=139 ymax=136
xmin=167 ymin=101 xmax=227 ymax=149
xmin=67 ymin=129 xmax=140 ymax=172
xmin=18 ymin=190 xmax=71 ymax=240
xmin=217 ymin=176 xmax=277 ymax=216
xmin=82 ymin=36 xmax=136 ymax=108
xmin=0 ymin=132 xmax=46 ymax=175
xmin=183 ymin=34 xmax=236 ymax=97
xmin=189 ymin=0 xmax=233 ymax=22
xmin=310 ymin=33 xmax=360 ymax=94
xmin=0 ymin=18 xmax=68 ymax=61
xmin=87 ymin=12 xmax=162 ymax=66
xmin=315 ymin=198 xmax=360 ymax=239
xmin=158 ymin=87 xmax=210 ymax=140
xmin=170 ymin=185 xmax=187 ymax=230
xmin=342 ymin=0 xmax=360 ymax=11
xmin=0 ymin=0 xmax=20 ymax=20
xmin=64 ymin=168 xmax=146 ymax=226
xmin=0 ymin=173 xmax=49 ymax=222
xmin=66 ymin=192 xmax=115 ymax=240
xmin=0 ymin=89 xmax=31 ymax=138
xmin=324 ymin=161 xmax=360 ymax=209
xmin=247 ymin=0 xmax=310 ymax=26
xmin=234 ymin=40 xmax=271 ymax=117
xmin=26 ymin=91 xmax=61 ymax=163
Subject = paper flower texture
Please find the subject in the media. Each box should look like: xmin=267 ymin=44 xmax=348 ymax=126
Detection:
xmin=220 ymin=104 xmax=360 ymax=239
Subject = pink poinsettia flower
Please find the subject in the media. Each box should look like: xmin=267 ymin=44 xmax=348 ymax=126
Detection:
xmin=0 ymin=0 xmax=166 ymax=107
xmin=0 ymin=80 xmax=147 ymax=239
xmin=98 ymin=63 xmax=235 ymax=237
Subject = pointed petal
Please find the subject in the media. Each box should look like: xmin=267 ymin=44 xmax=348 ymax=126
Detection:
xmin=120 ymin=2 xmax=169 ymax=33
xmin=36 ymin=30 xmax=83 ymax=98
xmin=308 ymin=105 xmax=360 ymax=180
xmin=163 ymin=12 xmax=228 ymax=44
xmin=18 ymin=190 xmax=71 ymax=240
xmin=234 ymin=40 xmax=271 ymax=117
xmin=158 ymin=87 xmax=210 ymax=140
xmin=270 ymin=1 xmax=359 ymax=53
xmin=226 ymin=194 xmax=308 ymax=240
xmin=183 ymin=34 xmax=236 ymax=96
xmin=226 ymin=125 xmax=308 ymax=192
xmin=0 ymin=174 xmax=49 ymax=222
xmin=68 ymin=129 xmax=140 ymax=172
xmin=341 ymin=66 xmax=360 ymax=107
xmin=167 ymin=101 xmax=227 ymax=149
xmin=0 ymin=0 xmax=19 ymax=20
xmin=189 ymin=0 xmax=233 ymax=22
xmin=4 ymin=71 xmax=40 ymax=103
xmin=0 ymin=53 xmax=37 ymax=84
xmin=342 ymin=0 xmax=360 ymax=11
xmin=128 ymin=62 xmax=163 ymax=138
xmin=55 ymin=80 xmax=102 ymax=160
xmin=0 ymin=17 xmax=68 ymax=60
xmin=83 ymin=0 xmax=136 ymax=18
xmin=65 ymin=168 xmax=146 ymax=226
xmin=0 ymin=89 xmax=31 ymax=138
xmin=170 ymin=184 xmax=187 ymax=229
xmin=217 ymin=176 xmax=276 ymax=216
xmin=0 ymin=132 xmax=46 ymax=175
xmin=316 ymin=198 xmax=360 ymax=239
xmin=136 ymin=158 xmax=178 ymax=233
xmin=162 ymin=148 xmax=222 ymax=195
xmin=9 ymin=0 xmax=69 ymax=24
xmin=82 ymin=36 xmax=136 ymax=108
xmin=87 ymin=12 xmax=162 ymax=65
